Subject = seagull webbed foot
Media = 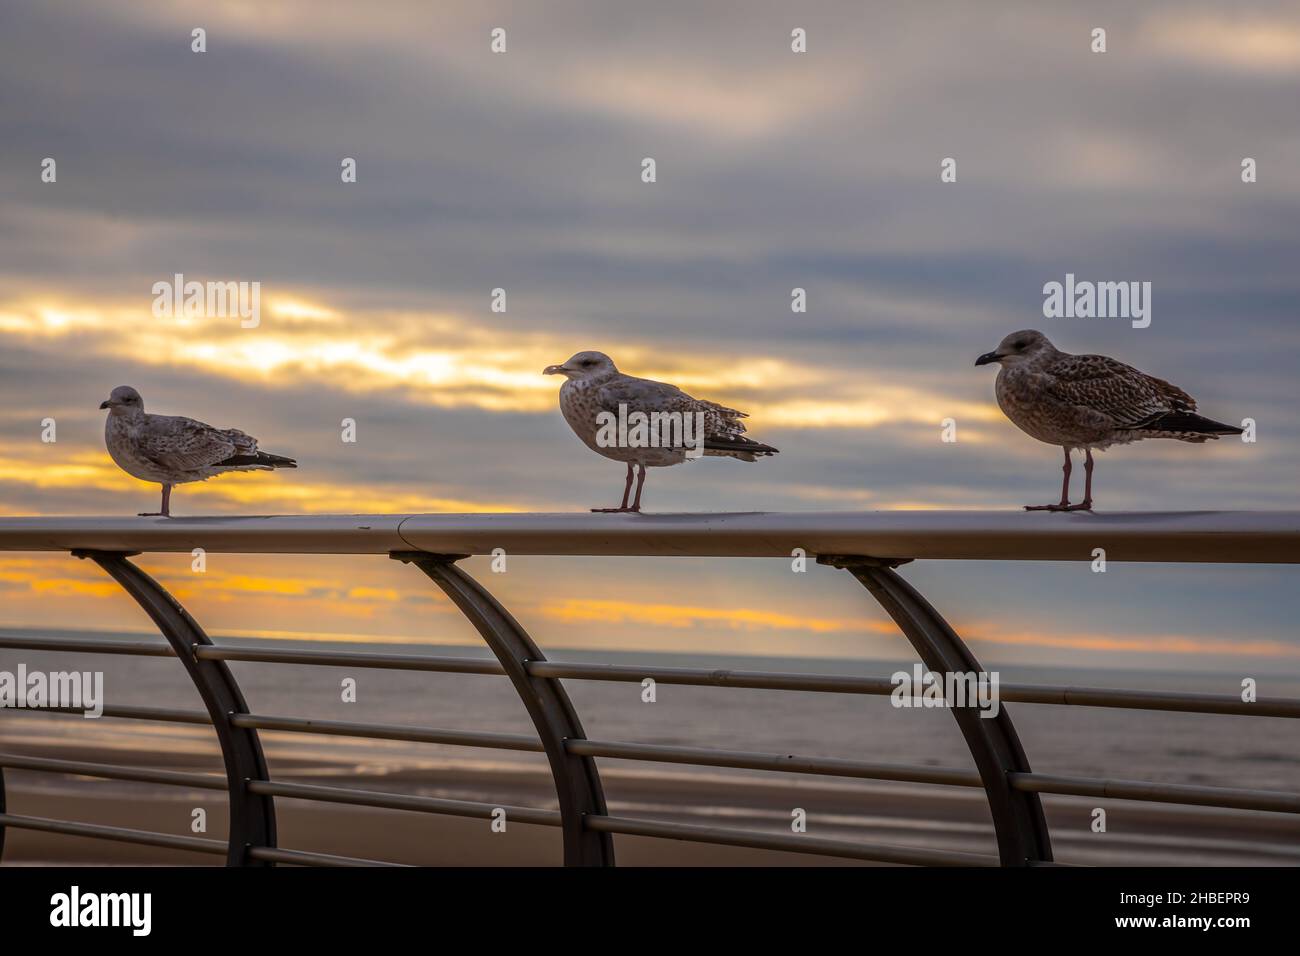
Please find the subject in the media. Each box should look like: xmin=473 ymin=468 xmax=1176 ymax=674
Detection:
xmin=591 ymin=506 xmax=641 ymax=513
xmin=1024 ymin=503 xmax=1070 ymax=512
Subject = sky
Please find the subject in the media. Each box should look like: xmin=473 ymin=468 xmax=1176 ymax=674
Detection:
xmin=1 ymin=0 xmax=1298 ymax=676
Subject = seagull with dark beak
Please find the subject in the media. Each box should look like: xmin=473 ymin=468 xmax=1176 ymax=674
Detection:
xmin=976 ymin=330 xmax=1241 ymax=511
xmin=544 ymin=351 xmax=778 ymax=512
xmin=101 ymin=385 xmax=297 ymax=516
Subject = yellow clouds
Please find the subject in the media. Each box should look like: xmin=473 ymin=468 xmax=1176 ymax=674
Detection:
xmin=971 ymin=627 xmax=1300 ymax=660
xmin=0 ymin=554 xmax=445 ymax=631
xmin=0 ymin=302 xmax=126 ymax=336
xmin=3 ymin=295 xmax=558 ymax=413
xmin=0 ymin=447 xmax=526 ymax=515
xmin=0 ymin=292 xmax=1001 ymax=434
xmin=540 ymin=596 xmax=1300 ymax=661
xmin=179 ymin=471 xmax=524 ymax=514
xmin=0 ymin=451 xmax=124 ymax=494
xmin=4 ymin=554 xmax=1297 ymax=664
xmin=0 ymin=557 xmax=119 ymax=598
xmin=268 ymin=299 xmax=341 ymax=323
xmin=1147 ymin=15 xmax=1300 ymax=73
xmin=750 ymin=387 xmax=1003 ymax=433
xmin=542 ymin=597 xmax=898 ymax=636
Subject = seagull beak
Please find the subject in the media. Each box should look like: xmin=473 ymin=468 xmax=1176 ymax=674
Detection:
xmin=99 ymin=400 xmax=112 ymax=409
xmin=974 ymin=351 xmax=1001 ymax=367
xmin=543 ymin=364 xmax=566 ymax=376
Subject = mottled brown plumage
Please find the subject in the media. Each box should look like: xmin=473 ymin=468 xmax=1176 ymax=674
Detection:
xmin=544 ymin=351 xmax=778 ymax=512
xmin=101 ymin=385 xmax=297 ymax=517
xmin=975 ymin=331 xmax=1241 ymax=510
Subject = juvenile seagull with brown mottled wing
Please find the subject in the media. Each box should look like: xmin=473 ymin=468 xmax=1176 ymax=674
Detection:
xmin=544 ymin=351 xmax=778 ymax=512
xmin=975 ymin=331 xmax=1241 ymax=511
xmin=101 ymin=385 xmax=297 ymax=517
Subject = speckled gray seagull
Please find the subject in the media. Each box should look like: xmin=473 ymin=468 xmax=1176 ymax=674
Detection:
xmin=976 ymin=330 xmax=1241 ymax=511
xmin=101 ymin=385 xmax=297 ymax=517
xmin=544 ymin=351 xmax=778 ymax=512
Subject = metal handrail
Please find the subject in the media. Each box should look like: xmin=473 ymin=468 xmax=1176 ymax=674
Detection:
xmin=0 ymin=510 xmax=1297 ymax=562
xmin=0 ymin=753 xmax=226 ymax=790
xmin=0 ymin=812 xmax=227 ymax=855
xmin=1 ymin=511 xmax=1297 ymax=867
xmin=247 ymin=846 xmax=407 ymax=868
xmin=7 ymin=634 xmax=1294 ymax=718
xmin=247 ymin=780 xmax=564 ymax=827
xmin=583 ymin=815 xmax=1001 ymax=867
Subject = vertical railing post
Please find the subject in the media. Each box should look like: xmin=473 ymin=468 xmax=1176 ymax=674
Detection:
xmin=394 ymin=552 xmax=615 ymax=866
xmin=821 ymin=555 xmax=1053 ymax=866
xmin=75 ymin=550 xmax=277 ymax=866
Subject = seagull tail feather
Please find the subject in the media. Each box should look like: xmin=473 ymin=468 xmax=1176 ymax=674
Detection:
xmin=218 ymin=451 xmax=298 ymax=469
xmin=1135 ymin=412 xmax=1243 ymax=441
xmin=702 ymin=436 xmax=779 ymax=461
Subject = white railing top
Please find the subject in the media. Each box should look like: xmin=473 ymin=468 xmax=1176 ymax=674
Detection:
xmin=0 ymin=511 xmax=1295 ymax=562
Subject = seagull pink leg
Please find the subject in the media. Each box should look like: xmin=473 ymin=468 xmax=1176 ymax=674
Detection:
xmin=592 ymin=463 xmax=635 ymax=513
xmin=629 ymin=464 xmax=646 ymax=512
xmin=1064 ymin=449 xmax=1095 ymax=511
xmin=1025 ymin=447 xmax=1072 ymax=511
xmin=139 ymin=483 xmax=172 ymax=517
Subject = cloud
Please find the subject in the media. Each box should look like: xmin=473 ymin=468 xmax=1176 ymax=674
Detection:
xmin=2 ymin=0 xmax=1298 ymax=668
xmin=0 ymin=292 xmax=1012 ymax=431
xmin=1146 ymin=14 xmax=1300 ymax=73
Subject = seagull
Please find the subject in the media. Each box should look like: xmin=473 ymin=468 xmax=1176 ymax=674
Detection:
xmin=975 ymin=330 xmax=1241 ymax=511
xmin=543 ymin=351 xmax=778 ymax=512
xmin=100 ymin=385 xmax=297 ymax=517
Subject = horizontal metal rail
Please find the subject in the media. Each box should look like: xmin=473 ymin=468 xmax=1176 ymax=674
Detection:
xmin=1 ymin=754 xmax=993 ymax=865
xmin=8 ymin=635 xmax=1297 ymax=718
xmin=0 ymin=748 xmax=560 ymax=824
xmin=12 ymin=705 xmax=1297 ymax=814
xmin=233 ymin=713 xmax=542 ymax=751
xmin=0 ymin=753 xmax=225 ymax=790
xmin=1009 ymin=773 xmax=1300 ymax=815
xmin=566 ymin=740 xmax=983 ymax=787
xmin=993 ymin=683 xmax=1300 ymax=719
xmin=250 ymin=780 xmax=562 ymax=827
xmin=11 ymin=704 xmax=985 ymax=786
xmin=0 ymin=812 xmax=225 ymax=855
xmin=1 ymin=510 xmax=1298 ymax=562
xmin=584 ymin=814 xmax=1000 ymax=866
xmin=529 ymin=659 xmax=896 ymax=694
xmin=531 ymin=660 xmax=1300 ymax=718
xmin=0 ymin=635 xmax=173 ymax=657
xmin=248 ymin=846 xmax=408 ymax=867
xmin=196 ymin=644 xmax=503 ymax=674
xmin=40 ymin=702 xmax=211 ymax=724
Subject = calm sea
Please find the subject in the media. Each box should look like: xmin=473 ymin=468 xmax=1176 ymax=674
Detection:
xmin=3 ymin=627 xmax=1298 ymax=866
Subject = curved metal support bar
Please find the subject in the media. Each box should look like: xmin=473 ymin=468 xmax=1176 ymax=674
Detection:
xmin=75 ymin=550 xmax=276 ymax=866
xmin=0 ymin=767 xmax=6 ymax=861
xmin=394 ymin=552 xmax=614 ymax=866
xmin=821 ymin=555 xmax=1053 ymax=866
